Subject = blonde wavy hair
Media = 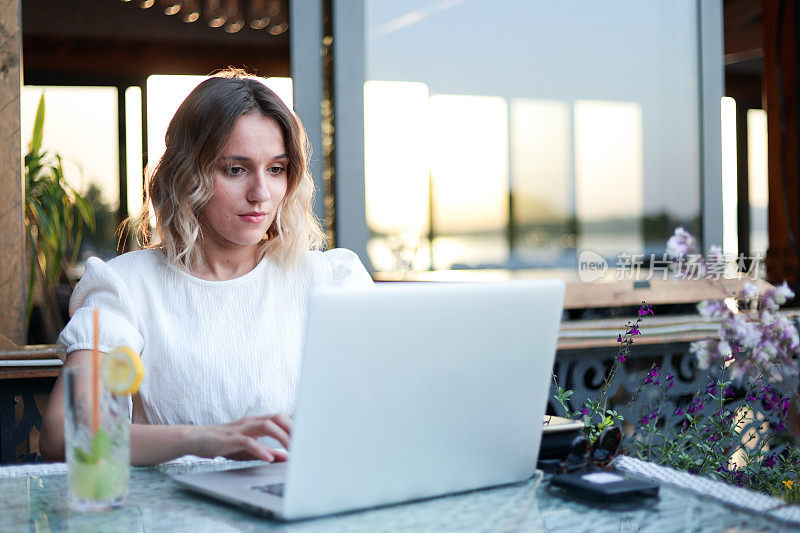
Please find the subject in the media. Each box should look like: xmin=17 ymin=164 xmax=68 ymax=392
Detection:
xmin=135 ymin=69 xmax=325 ymax=271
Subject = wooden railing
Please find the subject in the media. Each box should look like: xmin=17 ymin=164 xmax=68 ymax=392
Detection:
xmin=0 ymin=341 xmax=65 ymax=465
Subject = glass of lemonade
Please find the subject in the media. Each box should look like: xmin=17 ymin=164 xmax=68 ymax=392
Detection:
xmin=64 ymin=365 xmax=130 ymax=512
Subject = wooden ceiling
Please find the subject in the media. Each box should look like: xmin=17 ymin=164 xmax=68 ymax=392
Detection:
xmin=724 ymin=0 xmax=763 ymax=103
xmin=21 ymin=0 xmax=290 ymax=84
xmin=725 ymin=0 xmax=763 ymax=65
xmin=22 ymin=1 xmax=763 ymax=94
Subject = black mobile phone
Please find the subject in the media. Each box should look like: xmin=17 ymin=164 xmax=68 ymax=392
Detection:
xmin=550 ymin=471 xmax=660 ymax=501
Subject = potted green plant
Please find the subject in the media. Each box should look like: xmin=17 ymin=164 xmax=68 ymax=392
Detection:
xmin=24 ymin=94 xmax=94 ymax=343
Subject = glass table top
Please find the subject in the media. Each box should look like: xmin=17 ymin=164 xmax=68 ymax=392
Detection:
xmin=0 ymin=459 xmax=791 ymax=532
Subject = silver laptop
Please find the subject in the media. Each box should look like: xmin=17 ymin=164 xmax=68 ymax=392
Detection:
xmin=173 ymin=280 xmax=565 ymax=520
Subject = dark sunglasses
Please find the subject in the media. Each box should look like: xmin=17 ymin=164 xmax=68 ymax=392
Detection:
xmin=557 ymin=427 xmax=622 ymax=474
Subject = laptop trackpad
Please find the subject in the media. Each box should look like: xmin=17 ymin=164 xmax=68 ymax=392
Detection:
xmin=175 ymin=462 xmax=288 ymax=497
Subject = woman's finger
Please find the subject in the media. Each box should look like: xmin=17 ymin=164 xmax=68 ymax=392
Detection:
xmin=240 ymin=418 xmax=291 ymax=449
xmin=261 ymin=420 xmax=291 ymax=449
xmin=271 ymin=449 xmax=289 ymax=462
xmin=270 ymin=414 xmax=293 ymax=435
xmin=235 ymin=435 xmax=275 ymax=462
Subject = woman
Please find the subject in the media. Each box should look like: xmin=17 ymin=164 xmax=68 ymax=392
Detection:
xmin=39 ymin=70 xmax=373 ymax=465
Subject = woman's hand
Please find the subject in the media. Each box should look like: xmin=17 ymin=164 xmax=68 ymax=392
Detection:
xmin=42 ymin=350 xmax=294 ymax=465
xmin=190 ymin=415 xmax=293 ymax=463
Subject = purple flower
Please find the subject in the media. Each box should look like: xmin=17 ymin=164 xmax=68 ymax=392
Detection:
xmin=644 ymin=367 xmax=661 ymax=385
xmin=627 ymin=325 xmax=641 ymax=336
xmin=617 ymin=334 xmax=623 ymax=343
xmin=763 ymin=454 xmax=778 ymax=468
xmin=766 ymin=315 xmax=800 ymax=353
xmin=705 ymin=381 xmax=717 ymax=396
xmin=740 ymin=282 xmax=759 ymax=303
xmin=746 ymin=393 xmax=757 ymax=402
xmin=674 ymin=406 xmax=685 ymax=416
xmin=752 ymin=339 xmax=778 ymax=364
xmin=709 ymin=433 xmax=722 ymax=442
xmin=666 ymin=227 xmax=699 ymax=257
xmin=763 ymin=392 xmax=788 ymax=414
xmin=780 ymin=397 xmax=791 ymax=416
xmin=690 ymin=340 xmax=719 ymax=370
xmin=763 ymin=281 xmax=795 ymax=311
xmin=687 ymin=398 xmax=704 ymax=414
xmin=697 ymin=299 xmax=728 ymax=318
xmin=721 ymin=314 xmax=762 ymax=350
xmin=723 ymin=387 xmax=735 ymax=399
xmin=638 ymin=303 xmax=655 ymax=316
xmin=640 ymin=411 xmax=658 ymax=426
xmin=580 ymin=406 xmax=591 ymax=416
xmin=617 ymin=354 xmax=627 ymax=362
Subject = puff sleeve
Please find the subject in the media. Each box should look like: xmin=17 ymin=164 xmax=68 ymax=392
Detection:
xmin=323 ymin=248 xmax=374 ymax=288
xmin=57 ymin=257 xmax=144 ymax=356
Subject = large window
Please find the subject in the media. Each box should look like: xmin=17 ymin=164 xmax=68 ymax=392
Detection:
xmin=22 ymin=86 xmax=127 ymax=260
xmin=364 ymin=0 xmax=706 ymax=275
xmin=21 ymin=76 xmax=293 ymax=262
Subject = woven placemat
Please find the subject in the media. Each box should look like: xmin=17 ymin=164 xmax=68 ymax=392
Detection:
xmin=615 ymin=455 xmax=798 ymax=523
xmin=0 ymin=455 xmax=228 ymax=479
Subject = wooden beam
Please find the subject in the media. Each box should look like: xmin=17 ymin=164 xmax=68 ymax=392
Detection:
xmin=724 ymin=0 xmax=762 ymax=62
xmin=561 ymin=278 xmax=772 ymax=310
xmin=763 ymin=0 xmax=800 ymax=289
xmin=725 ymin=0 xmax=762 ymax=30
xmin=22 ymin=36 xmax=290 ymax=79
xmin=0 ymin=0 xmax=26 ymax=345
xmin=724 ymin=23 xmax=763 ymax=63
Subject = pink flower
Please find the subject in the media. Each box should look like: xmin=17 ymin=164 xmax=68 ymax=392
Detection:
xmin=763 ymin=282 xmax=795 ymax=311
xmin=740 ymin=282 xmax=759 ymax=303
xmin=691 ymin=340 xmax=717 ymax=370
xmin=697 ymin=299 xmax=728 ymax=318
xmin=722 ymin=314 xmax=762 ymax=350
xmin=666 ymin=227 xmax=699 ymax=257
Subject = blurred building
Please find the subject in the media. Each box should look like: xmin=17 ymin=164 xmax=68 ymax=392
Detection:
xmin=0 ymin=0 xmax=798 ymax=345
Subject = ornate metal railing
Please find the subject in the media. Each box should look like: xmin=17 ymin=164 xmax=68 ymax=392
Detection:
xmin=549 ymin=337 xmax=786 ymax=458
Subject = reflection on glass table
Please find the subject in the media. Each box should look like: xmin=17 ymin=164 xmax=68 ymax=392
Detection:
xmin=0 ymin=457 xmax=793 ymax=532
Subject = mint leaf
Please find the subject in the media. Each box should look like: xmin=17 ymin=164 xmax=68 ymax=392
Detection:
xmin=89 ymin=428 xmax=111 ymax=462
xmin=73 ymin=446 xmax=93 ymax=464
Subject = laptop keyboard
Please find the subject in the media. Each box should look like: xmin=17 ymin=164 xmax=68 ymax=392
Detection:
xmin=250 ymin=483 xmax=285 ymax=497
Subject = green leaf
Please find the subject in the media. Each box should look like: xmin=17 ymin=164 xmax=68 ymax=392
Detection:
xmin=90 ymin=428 xmax=111 ymax=462
xmin=29 ymin=94 xmax=45 ymax=155
xmin=73 ymin=193 xmax=95 ymax=229
xmin=73 ymin=446 xmax=93 ymax=465
xmin=23 ymin=94 xmax=97 ymax=332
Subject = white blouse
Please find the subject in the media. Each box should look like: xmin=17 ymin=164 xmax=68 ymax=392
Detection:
xmin=58 ymin=248 xmax=373 ymax=446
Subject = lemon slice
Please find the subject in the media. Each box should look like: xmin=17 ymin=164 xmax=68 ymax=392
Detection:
xmin=101 ymin=346 xmax=144 ymax=395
